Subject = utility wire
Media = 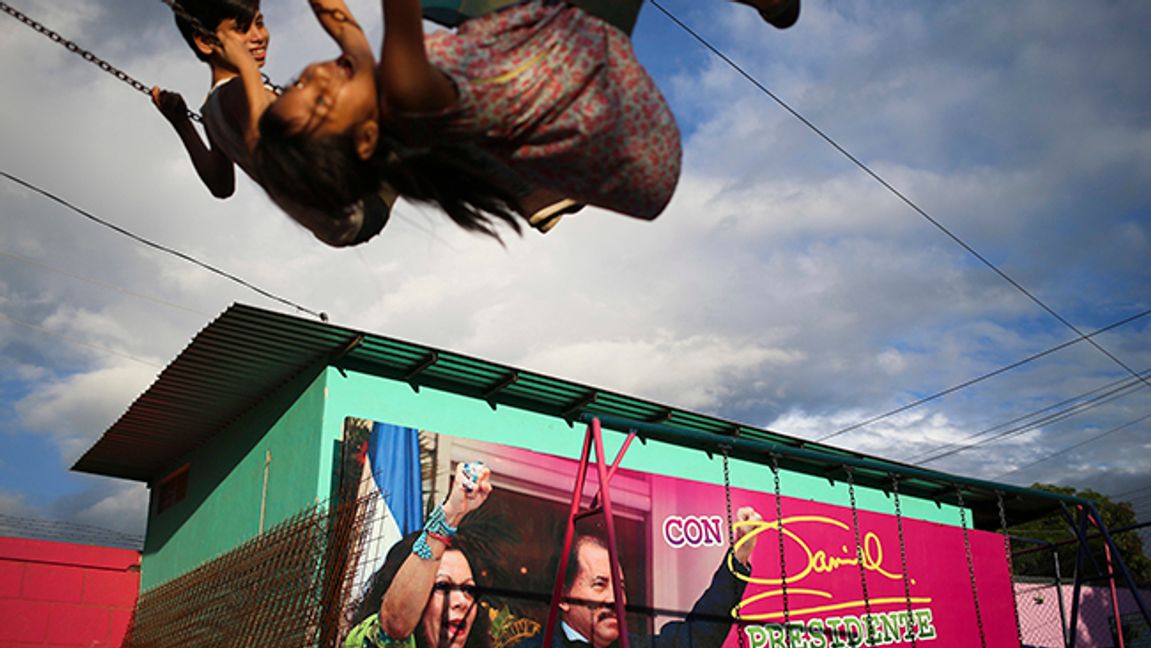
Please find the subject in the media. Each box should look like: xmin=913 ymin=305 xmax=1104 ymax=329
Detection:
xmin=1111 ymin=484 xmax=1151 ymax=500
xmin=650 ymin=0 xmax=1151 ymax=397
xmin=0 ymin=311 xmax=162 ymax=368
xmin=905 ymin=367 xmax=1150 ymax=464
xmin=815 ymin=308 xmax=1151 ymax=442
xmin=0 ymin=250 xmax=211 ymax=318
xmin=7 ymin=0 xmax=1146 ymax=416
xmin=993 ymin=411 xmax=1151 ymax=481
xmin=914 ymin=372 xmax=1148 ymax=465
xmin=1 ymin=171 xmax=329 ymax=322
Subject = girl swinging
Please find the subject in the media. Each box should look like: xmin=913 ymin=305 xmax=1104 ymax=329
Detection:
xmin=254 ymin=0 xmax=799 ymax=241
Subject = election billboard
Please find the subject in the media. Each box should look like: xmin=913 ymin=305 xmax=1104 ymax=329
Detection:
xmin=340 ymin=419 xmax=1017 ymax=648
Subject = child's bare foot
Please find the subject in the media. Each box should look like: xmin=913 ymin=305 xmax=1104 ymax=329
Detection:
xmin=519 ymin=189 xmax=585 ymax=234
xmin=735 ymin=0 xmax=800 ymax=29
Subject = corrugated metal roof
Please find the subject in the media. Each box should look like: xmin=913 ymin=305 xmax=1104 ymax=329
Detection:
xmin=73 ymin=303 xmax=1068 ymax=526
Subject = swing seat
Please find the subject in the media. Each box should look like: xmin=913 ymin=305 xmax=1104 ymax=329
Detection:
xmin=421 ymin=0 xmax=641 ymax=35
xmin=420 ymin=0 xmax=521 ymax=27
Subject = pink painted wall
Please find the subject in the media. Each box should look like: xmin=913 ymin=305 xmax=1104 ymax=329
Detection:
xmin=0 ymin=536 xmax=140 ymax=647
xmin=1016 ymin=581 xmax=1151 ymax=648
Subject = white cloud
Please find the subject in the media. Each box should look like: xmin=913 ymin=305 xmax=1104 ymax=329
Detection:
xmin=0 ymin=0 xmax=1148 ymax=537
xmin=14 ymin=361 xmax=157 ymax=461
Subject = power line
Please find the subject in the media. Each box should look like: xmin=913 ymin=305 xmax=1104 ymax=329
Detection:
xmin=0 ymin=249 xmax=212 ymax=318
xmin=0 ymin=311 xmax=164 ymax=368
xmin=815 ymin=308 xmax=1151 ymax=442
xmin=1 ymin=170 xmax=329 ymax=322
xmin=650 ymin=0 xmax=1151 ymax=396
xmin=913 ymin=371 xmax=1148 ymax=465
xmin=992 ymin=411 xmax=1151 ymax=481
xmin=1112 ymin=484 xmax=1151 ymax=500
xmin=905 ymin=366 xmax=1150 ymax=463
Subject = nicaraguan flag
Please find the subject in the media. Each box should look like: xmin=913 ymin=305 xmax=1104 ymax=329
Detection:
xmin=355 ymin=422 xmax=423 ymax=594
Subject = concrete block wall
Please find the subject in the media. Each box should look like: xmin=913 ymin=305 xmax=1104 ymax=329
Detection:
xmin=0 ymin=537 xmax=139 ymax=647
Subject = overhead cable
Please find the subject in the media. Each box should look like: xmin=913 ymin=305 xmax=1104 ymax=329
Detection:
xmin=816 ymin=308 xmax=1151 ymax=442
xmin=0 ymin=249 xmax=212 ymax=317
xmin=1 ymin=171 xmax=329 ymax=322
xmin=651 ymin=0 xmax=1151 ymax=395
xmin=914 ymin=370 xmax=1149 ymax=465
xmin=0 ymin=310 xmax=164 ymax=368
xmin=992 ymin=411 xmax=1151 ymax=481
xmin=906 ymin=368 xmax=1150 ymax=464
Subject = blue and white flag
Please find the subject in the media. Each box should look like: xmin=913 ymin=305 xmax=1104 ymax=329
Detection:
xmin=355 ymin=422 xmax=423 ymax=595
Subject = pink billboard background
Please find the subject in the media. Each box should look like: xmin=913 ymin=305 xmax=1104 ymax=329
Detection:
xmin=380 ymin=428 xmax=1019 ymax=647
xmin=647 ymin=473 xmax=1018 ymax=647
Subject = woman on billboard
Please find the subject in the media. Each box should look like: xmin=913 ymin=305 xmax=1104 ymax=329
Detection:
xmin=346 ymin=462 xmax=493 ymax=648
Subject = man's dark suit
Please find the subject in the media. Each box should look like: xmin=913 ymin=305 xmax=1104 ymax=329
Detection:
xmin=514 ymin=553 xmax=750 ymax=648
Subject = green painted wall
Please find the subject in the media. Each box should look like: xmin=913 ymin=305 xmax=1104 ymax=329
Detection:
xmin=141 ymin=364 xmax=968 ymax=591
xmin=319 ymin=368 xmax=964 ymax=526
xmin=140 ymin=365 xmax=330 ymax=590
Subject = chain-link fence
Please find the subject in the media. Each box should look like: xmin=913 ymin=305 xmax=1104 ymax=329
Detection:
xmin=1012 ymin=537 xmax=1151 ymax=648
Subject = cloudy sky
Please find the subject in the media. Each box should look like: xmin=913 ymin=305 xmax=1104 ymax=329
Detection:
xmin=1 ymin=0 xmax=1148 ymax=550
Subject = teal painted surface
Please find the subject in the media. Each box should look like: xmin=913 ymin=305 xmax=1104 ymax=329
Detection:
xmin=143 ymin=363 xmax=970 ymax=591
xmin=140 ymin=366 xmax=330 ymax=590
xmin=320 ymin=368 xmax=963 ymax=526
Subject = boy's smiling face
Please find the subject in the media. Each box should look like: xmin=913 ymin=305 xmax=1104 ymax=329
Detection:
xmin=209 ymin=11 xmax=270 ymax=69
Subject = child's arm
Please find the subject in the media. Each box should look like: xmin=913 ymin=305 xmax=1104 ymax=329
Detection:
xmin=151 ymin=86 xmax=236 ymax=199
xmin=308 ymin=0 xmax=374 ymax=62
xmin=305 ymin=0 xmax=455 ymax=114
xmin=377 ymin=0 xmax=457 ymax=113
xmin=213 ymin=31 xmax=274 ymax=153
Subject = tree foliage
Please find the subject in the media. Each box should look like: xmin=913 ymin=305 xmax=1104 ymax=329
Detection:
xmin=1006 ymin=483 xmax=1150 ymax=586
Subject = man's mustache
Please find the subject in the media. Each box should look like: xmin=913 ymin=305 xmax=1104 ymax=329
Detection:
xmin=563 ymin=596 xmax=619 ymax=613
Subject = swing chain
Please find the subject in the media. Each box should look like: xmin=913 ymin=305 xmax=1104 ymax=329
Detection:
xmin=722 ymin=445 xmax=735 ymax=547
xmin=720 ymin=446 xmax=748 ymax=648
xmin=844 ymin=466 xmax=874 ymax=634
xmin=1 ymin=0 xmax=204 ymax=122
xmin=890 ymin=474 xmax=918 ymax=647
xmin=768 ymin=453 xmax=791 ymax=644
xmin=996 ymin=491 xmax=1025 ymax=646
xmin=955 ymin=489 xmax=988 ymax=648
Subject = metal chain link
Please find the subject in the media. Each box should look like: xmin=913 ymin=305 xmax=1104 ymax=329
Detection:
xmin=844 ymin=466 xmax=874 ymax=643
xmin=4 ymin=1 xmax=290 ymax=122
xmin=722 ymin=446 xmax=735 ymax=546
xmin=1 ymin=0 xmax=204 ymax=123
xmin=721 ymin=447 xmax=748 ymax=648
xmin=997 ymin=491 xmax=1025 ymax=646
xmin=890 ymin=475 xmax=919 ymax=647
xmin=956 ymin=489 xmax=988 ymax=648
xmin=768 ymin=454 xmax=791 ymax=645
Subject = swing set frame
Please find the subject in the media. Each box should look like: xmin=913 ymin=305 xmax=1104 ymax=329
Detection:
xmin=547 ymin=413 xmax=1150 ymax=648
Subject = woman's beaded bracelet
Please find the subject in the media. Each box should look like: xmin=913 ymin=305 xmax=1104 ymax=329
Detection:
xmin=412 ymin=504 xmax=458 ymax=560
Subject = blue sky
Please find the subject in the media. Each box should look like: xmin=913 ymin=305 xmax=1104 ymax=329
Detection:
xmin=1 ymin=0 xmax=1149 ymax=550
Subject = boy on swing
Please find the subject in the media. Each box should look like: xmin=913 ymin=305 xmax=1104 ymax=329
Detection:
xmin=151 ymin=0 xmax=396 ymax=245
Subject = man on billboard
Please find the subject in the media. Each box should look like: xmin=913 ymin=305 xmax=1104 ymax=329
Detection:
xmin=518 ymin=507 xmax=762 ymax=648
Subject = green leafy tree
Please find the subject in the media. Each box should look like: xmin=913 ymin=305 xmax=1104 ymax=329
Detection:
xmin=1006 ymin=483 xmax=1150 ymax=586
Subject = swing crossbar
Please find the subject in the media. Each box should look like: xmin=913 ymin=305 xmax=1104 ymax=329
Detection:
xmin=582 ymin=413 xmax=1094 ymax=520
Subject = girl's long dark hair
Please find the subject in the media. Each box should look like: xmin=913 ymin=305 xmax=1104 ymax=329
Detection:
xmin=256 ymin=110 xmax=522 ymax=240
xmin=352 ymin=532 xmax=492 ymax=648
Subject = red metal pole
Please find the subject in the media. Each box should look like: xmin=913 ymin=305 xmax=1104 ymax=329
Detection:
xmin=592 ymin=417 xmax=631 ymax=648
xmin=542 ymin=424 xmax=594 ymax=648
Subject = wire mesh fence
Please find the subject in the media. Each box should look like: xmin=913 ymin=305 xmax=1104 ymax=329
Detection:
xmin=1012 ymin=541 xmax=1151 ymax=648
xmin=125 ymin=489 xmax=373 ymax=647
